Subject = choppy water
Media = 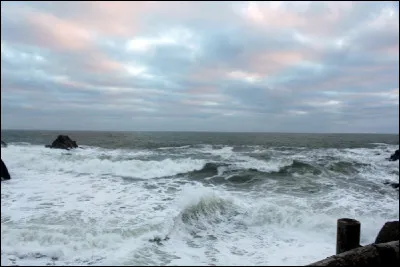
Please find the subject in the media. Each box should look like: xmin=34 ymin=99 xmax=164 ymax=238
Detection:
xmin=1 ymin=130 xmax=399 ymax=266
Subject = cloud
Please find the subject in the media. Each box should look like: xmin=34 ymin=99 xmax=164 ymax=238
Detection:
xmin=1 ymin=1 xmax=399 ymax=133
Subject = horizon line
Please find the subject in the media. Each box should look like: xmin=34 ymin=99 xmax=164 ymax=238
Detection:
xmin=1 ymin=128 xmax=399 ymax=135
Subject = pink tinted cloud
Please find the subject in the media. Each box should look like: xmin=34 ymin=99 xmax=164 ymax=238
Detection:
xmin=74 ymin=1 xmax=155 ymax=37
xmin=79 ymin=51 xmax=124 ymax=74
xmin=241 ymin=1 xmax=354 ymax=36
xmin=379 ymin=44 xmax=399 ymax=55
xmin=188 ymin=48 xmax=312 ymax=84
xmin=3 ymin=2 xmax=155 ymax=52
xmin=44 ymin=1 xmax=231 ymax=38
xmin=247 ymin=50 xmax=309 ymax=75
xmin=25 ymin=11 xmax=92 ymax=52
xmin=242 ymin=2 xmax=306 ymax=28
xmin=5 ymin=6 xmax=127 ymax=75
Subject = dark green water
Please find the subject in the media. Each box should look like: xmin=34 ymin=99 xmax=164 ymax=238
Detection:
xmin=1 ymin=130 xmax=398 ymax=149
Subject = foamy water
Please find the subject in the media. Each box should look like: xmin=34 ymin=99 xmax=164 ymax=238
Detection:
xmin=1 ymin=137 xmax=399 ymax=266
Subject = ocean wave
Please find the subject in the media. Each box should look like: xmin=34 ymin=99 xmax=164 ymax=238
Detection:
xmin=186 ymin=159 xmax=295 ymax=182
xmin=1 ymin=142 xmax=398 ymax=186
xmin=1 ymin=145 xmax=206 ymax=179
xmin=270 ymin=160 xmax=321 ymax=176
xmin=157 ymin=145 xmax=192 ymax=150
xmin=178 ymin=194 xmax=238 ymax=228
xmin=3 ymin=141 xmax=33 ymax=146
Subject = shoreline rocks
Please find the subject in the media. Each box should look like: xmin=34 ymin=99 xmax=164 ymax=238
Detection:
xmin=389 ymin=149 xmax=399 ymax=161
xmin=309 ymin=221 xmax=399 ymax=266
xmin=1 ymin=140 xmax=7 ymax=147
xmin=46 ymin=135 xmax=78 ymax=150
xmin=308 ymin=240 xmax=399 ymax=266
xmin=383 ymin=181 xmax=399 ymax=190
xmin=375 ymin=221 xmax=399 ymax=244
xmin=1 ymin=158 xmax=11 ymax=180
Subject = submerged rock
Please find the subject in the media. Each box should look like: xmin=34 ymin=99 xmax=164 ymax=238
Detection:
xmin=46 ymin=135 xmax=78 ymax=150
xmin=383 ymin=181 xmax=399 ymax=190
xmin=389 ymin=149 xmax=399 ymax=161
xmin=149 ymin=236 xmax=170 ymax=245
xmin=1 ymin=140 xmax=7 ymax=147
xmin=1 ymin=158 xmax=11 ymax=180
xmin=375 ymin=221 xmax=399 ymax=244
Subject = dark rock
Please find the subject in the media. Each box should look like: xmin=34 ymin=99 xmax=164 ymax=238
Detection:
xmin=383 ymin=181 xmax=399 ymax=189
xmin=391 ymin=183 xmax=399 ymax=189
xmin=389 ymin=149 xmax=400 ymax=161
xmin=149 ymin=235 xmax=170 ymax=245
xmin=1 ymin=158 xmax=11 ymax=180
xmin=375 ymin=221 xmax=399 ymax=244
xmin=1 ymin=140 xmax=7 ymax=147
xmin=46 ymin=135 xmax=78 ymax=150
xmin=308 ymin=240 xmax=399 ymax=266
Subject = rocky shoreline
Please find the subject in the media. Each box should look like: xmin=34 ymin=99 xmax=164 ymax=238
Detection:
xmin=1 ymin=135 xmax=80 ymax=181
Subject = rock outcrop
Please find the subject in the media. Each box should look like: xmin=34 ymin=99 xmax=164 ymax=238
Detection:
xmin=375 ymin=221 xmax=399 ymax=244
xmin=383 ymin=181 xmax=399 ymax=190
xmin=1 ymin=140 xmax=7 ymax=147
xmin=308 ymin=240 xmax=399 ymax=266
xmin=389 ymin=149 xmax=399 ymax=161
xmin=1 ymin=158 xmax=11 ymax=180
xmin=391 ymin=183 xmax=400 ymax=189
xmin=46 ymin=135 xmax=78 ymax=150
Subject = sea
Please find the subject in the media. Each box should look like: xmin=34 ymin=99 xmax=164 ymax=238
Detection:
xmin=1 ymin=130 xmax=399 ymax=266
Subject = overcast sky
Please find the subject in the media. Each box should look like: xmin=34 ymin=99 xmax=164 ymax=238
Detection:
xmin=1 ymin=1 xmax=399 ymax=133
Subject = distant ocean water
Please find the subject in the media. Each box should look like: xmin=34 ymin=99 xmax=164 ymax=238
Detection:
xmin=1 ymin=130 xmax=399 ymax=266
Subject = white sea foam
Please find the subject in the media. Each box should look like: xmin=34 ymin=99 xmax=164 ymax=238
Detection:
xmin=233 ymin=156 xmax=293 ymax=173
xmin=2 ymin=144 xmax=206 ymax=179
xmin=1 ymin=143 xmax=398 ymax=266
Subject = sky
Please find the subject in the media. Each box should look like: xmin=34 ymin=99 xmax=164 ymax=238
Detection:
xmin=1 ymin=1 xmax=399 ymax=133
